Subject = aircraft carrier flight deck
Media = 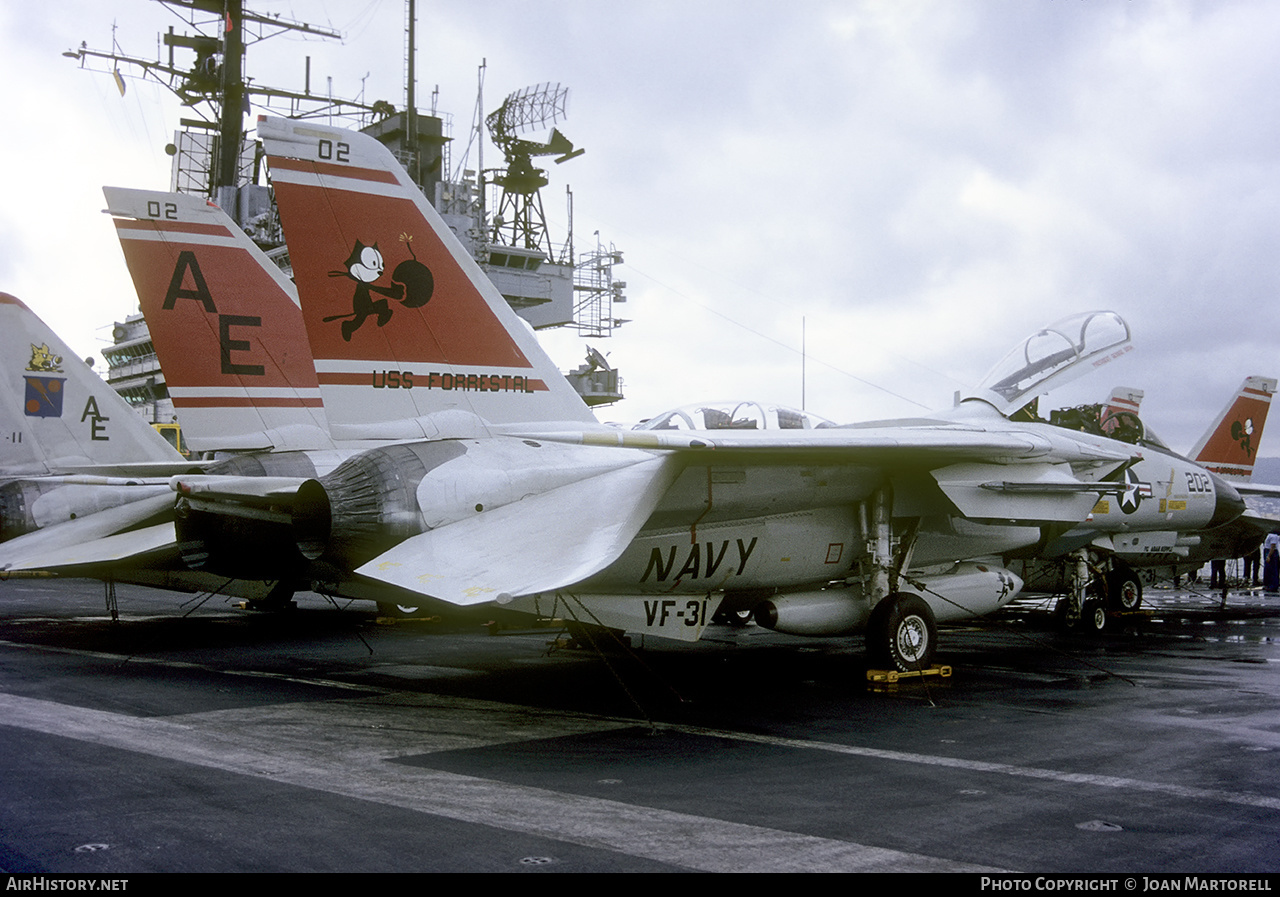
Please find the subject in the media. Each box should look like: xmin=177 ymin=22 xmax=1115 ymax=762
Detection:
xmin=2 ymin=576 xmax=1279 ymax=874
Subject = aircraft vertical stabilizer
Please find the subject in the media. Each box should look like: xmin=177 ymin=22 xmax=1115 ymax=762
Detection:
xmin=258 ymin=116 xmax=597 ymax=440
xmin=0 ymin=294 xmax=183 ymax=474
xmin=1188 ymin=376 xmax=1278 ymax=481
xmin=104 ymin=187 xmax=333 ymax=453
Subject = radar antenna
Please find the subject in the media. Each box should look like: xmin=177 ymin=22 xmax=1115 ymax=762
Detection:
xmin=484 ymin=83 xmax=584 ymax=260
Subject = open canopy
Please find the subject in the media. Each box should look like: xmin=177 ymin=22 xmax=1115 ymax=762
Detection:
xmin=964 ymin=311 xmax=1133 ymax=416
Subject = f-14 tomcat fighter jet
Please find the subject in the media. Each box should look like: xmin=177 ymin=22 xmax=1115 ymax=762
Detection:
xmin=172 ymin=116 xmax=1243 ymax=670
xmin=48 ymin=119 xmax=1246 ymax=670
xmin=5 ymin=120 xmax=1243 ymax=669
xmin=1118 ymin=375 xmax=1280 ymax=599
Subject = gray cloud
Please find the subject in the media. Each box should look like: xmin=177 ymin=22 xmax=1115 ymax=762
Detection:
xmin=4 ymin=1 xmax=1279 ymax=451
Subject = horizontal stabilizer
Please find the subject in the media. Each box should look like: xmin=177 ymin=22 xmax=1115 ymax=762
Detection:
xmin=0 ymin=492 xmax=176 ymax=571
xmin=356 ymin=456 xmax=678 ymax=604
xmin=1235 ymin=482 xmax=1280 ymax=499
xmin=0 ymin=523 xmax=177 ymax=573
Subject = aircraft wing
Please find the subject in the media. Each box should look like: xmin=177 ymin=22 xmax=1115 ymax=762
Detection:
xmin=1232 ymin=508 xmax=1280 ymax=536
xmin=0 ymin=419 xmax=1138 ymax=592
xmin=1235 ymin=483 xmax=1280 ymax=499
xmin=353 ymin=423 xmax=1138 ymax=606
xmin=1187 ymin=509 xmax=1280 ymax=565
xmin=506 ymin=423 xmax=1136 ymax=466
xmin=355 ymin=455 xmax=680 ymax=604
xmin=508 ymin=424 xmax=1139 ymax=529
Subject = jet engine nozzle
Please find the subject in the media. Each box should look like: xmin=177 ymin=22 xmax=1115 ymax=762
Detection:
xmin=292 ymin=478 xmax=332 ymax=560
xmin=171 ymin=452 xmax=324 ymax=579
xmin=293 ymin=441 xmax=465 ymax=569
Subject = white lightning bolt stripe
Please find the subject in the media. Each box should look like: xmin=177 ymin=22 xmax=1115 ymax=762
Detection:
xmin=169 ymin=387 xmax=323 ymax=400
xmin=113 ymin=225 xmax=241 ymax=249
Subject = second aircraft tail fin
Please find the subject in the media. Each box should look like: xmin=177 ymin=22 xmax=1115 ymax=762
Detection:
xmin=104 ymin=187 xmax=333 ymax=453
xmin=1188 ymin=376 xmax=1278 ymax=481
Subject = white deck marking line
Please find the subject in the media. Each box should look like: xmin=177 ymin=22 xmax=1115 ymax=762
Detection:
xmin=0 ymin=691 xmax=1000 ymax=873
xmin=669 ymin=723 xmax=1280 ymax=811
xmin=5 ymin=639 xmax=1278 ymax=813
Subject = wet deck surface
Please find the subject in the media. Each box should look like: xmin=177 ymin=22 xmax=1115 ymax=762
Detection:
xmin=2 ymin=577 xmax=1279 ymax=873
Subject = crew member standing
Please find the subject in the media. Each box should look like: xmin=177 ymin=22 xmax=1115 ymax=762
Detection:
xmin=1264 ymin=532 xmax=1280 ymax=594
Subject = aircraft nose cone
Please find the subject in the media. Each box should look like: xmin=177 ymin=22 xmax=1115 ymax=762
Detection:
xmin=1208 ymin=472 xmax=1247 ymax=528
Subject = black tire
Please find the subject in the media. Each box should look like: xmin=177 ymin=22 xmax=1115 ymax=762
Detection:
xmin=1055 ymin=596 xmax=1082 ymax=630
xmin=246 ymin=580 xmax=296 ymax=612
xmin=1107 ymin=567 xmax=1142 ymax=612
xmin=867 ymin=593 xmax=937 ymax=672
xmin=716 ymin=606 xmax=752 ymax=627
xmin=376 ymin=602 xmax=423 ymax=618
xmin=1082 ymin=599 xmax=1107 ymax=632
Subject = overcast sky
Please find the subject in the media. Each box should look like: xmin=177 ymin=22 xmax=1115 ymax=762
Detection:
xmin=2 ymin=1 xmax=1278 ymax=453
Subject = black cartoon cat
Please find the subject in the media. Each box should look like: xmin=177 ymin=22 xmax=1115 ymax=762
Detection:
xmin=324 ymin=236 xmax=434 ymax=341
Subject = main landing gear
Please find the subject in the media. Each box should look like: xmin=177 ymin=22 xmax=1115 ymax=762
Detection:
xmin=1054 ymin=555 xmax=1142 ymax=632
xmin=1104 ymin=564 xmax=1143 ymax=613
xmin=867 ymin=592 xmax=938 ymax=672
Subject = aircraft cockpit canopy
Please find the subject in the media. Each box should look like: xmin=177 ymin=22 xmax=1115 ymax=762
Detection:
xmin=636 ymin=401 xmax=836 ymax=431
xmin=965 ymin=311 xmax=1133 ymax=416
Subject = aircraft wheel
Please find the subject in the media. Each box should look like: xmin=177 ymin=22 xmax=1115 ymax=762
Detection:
xmin=728 ymin=608 xmax=753 ymax=627
xmin=868 ymin=593 xmax=937 ymax=672
xmin=1107 ymin=568 xmax=1142 ymax=612
xmin=377 ymin=602 xmax=424 ymax=618
xmin=711 ymin=607 xmax=741 ymax=625
xmin=1055 ymin=596 xmax=1082 ymax=630
xmin=1082 ymin=600 xmax=1107 ymax=632
xmin=246 ymin=580 xmax=297 ymax=612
